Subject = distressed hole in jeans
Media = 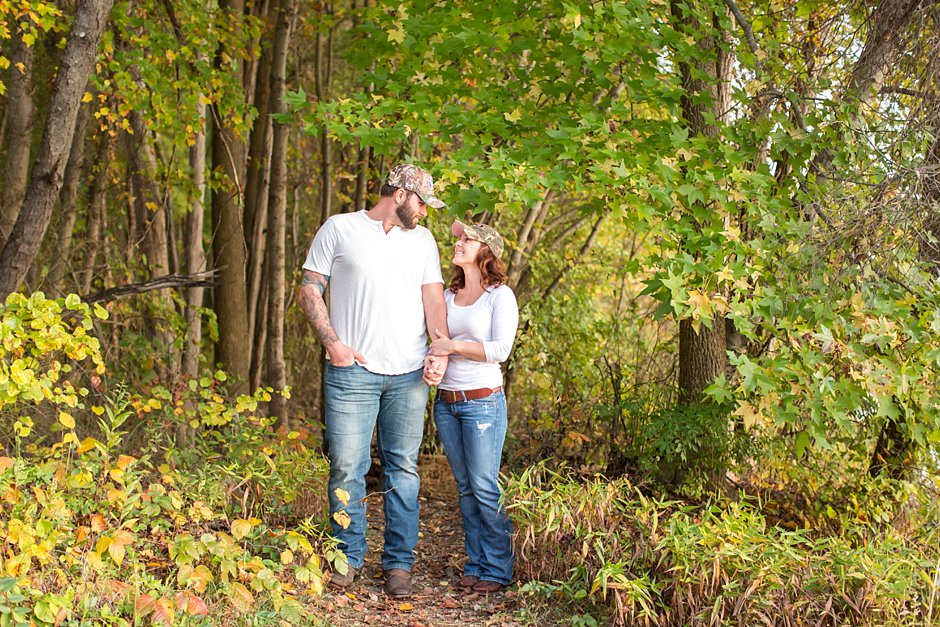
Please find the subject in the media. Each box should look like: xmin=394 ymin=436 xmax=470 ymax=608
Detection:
xmin=477 ymin=422 xmax=492 ymax=433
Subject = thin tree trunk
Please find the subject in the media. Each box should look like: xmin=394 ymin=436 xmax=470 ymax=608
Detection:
xmin=354 ymin=143 xmax=371 ymax=213
xmin=315 ymin=24 xmax=334 ymax=225
xmin=48 ymin=101 xmax=92 ymax=295
xmin=212 ymin=0 xmax=251 ymax=387
xmin=125 ymin=114 xmax=170 ymax=280
xmin=245 ymin=36 xmax=274 ymax=373
xmin=0 ymin=0 xmax=114 ymax=299
xmin=0 ymin=35 xmax=35 ymax=248
xmin=80 ymin=134 xmax=110 ymax=294
xmin=251 ymin=268 xmax=269 ymax=390
xmin=182 ymin=96 xmax=208 ymax=379
xmin=266 ymin=0 xmax=295 ymax=424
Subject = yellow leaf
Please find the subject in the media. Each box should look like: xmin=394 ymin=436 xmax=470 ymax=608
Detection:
xmin=77 ymin=437 xmax=98 ymax=453
xmin=687 ymin=290 xmax=713 ymax=319
xmin=280 ymin=549 xmax=294 ymax=565
xmin=190 ymin=565 xmax=213 ymax=593
xmin=58 ymin=412 xmax=75 ymax=429
xmin=116 ymin=455 xmax=136 ymax=470
xmin=152 ymin=598 xmax=175 ymax=626
xmin=230 ymin=582 xmax=254 ymax=613
xmin=503 ymin=108 xmax=522 ymax=123
xmin=86 ymin=551 xmax=103 ymax=571
xmin=90 ymin=513 xmax=107 ymax=532
xmin=0 ymin=457 xmax=13 ymax=473
xmin=91 ymin=405 xmax=105 ymax=415
xmin=108 ymin=541 xmax=126 ymax=566
xmin=733 ymin=401 xmax=761 ymax=429
xmin=82 ymin=92 xmax=93 ymax=103
xmin=399 ymin=603 xmax=414 ymax=611
xmin=334 ymin=488 xmax=350 ymax=507
xmin=716 ymin=267 xmax=734 ymax=284
xmin=722 ymin=225 xmax=741 ymax=242
xmin=112 ymin=529 xmax=134 ymax=546
xmin=231 ymin=518 xmax=252 ymax=540
xmin=387 ymin=22 xmax=405 ymax=44
xmin=333 ymin=510 xmax=351 ymax=529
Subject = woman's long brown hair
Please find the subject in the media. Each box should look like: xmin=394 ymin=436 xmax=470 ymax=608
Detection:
xmin=448 ymin=245 xmax=509 ymax=293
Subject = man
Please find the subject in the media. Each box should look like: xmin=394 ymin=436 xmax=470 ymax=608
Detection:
xmin=299 ymin=164 xmax=449 ymax=598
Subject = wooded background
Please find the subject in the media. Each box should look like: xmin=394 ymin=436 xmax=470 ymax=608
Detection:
xmin=3 ymin=0 xmax=940 ymax=487
xmin=3 ymin=0 xmax=940 ymax=623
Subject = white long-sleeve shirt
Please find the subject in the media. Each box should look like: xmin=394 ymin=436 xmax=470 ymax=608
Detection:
xmin=439 ymin=284 xmax=518 ymax=391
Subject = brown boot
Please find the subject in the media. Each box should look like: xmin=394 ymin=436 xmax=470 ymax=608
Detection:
xmin=329 ymin=566 xmax=357 ymax=589
xmin=384 ymin=568 xmax=412 ymax=598
xmin=472 ymin=580 xmax=505 ymax=594
xmin=458 ymin=575 xmax=479 ymax=589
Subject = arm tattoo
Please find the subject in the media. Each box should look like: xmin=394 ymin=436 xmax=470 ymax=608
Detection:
xmin=302 ymin=272 xmax=329 ymax=296
xmin=299 ymin=273 xmax=339 ymax=349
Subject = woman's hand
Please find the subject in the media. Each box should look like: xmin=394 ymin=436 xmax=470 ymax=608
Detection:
xmin=428 ymin=328 xmax=454 ymax=356
xmin=423 ymin=353 xmax=447 ymax=386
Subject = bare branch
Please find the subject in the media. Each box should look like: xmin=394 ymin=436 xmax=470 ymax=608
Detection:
xmin=723 ymin=0 xmax=760 ymax=59
xmin=82 ymin=270 xmax=219 ymax=303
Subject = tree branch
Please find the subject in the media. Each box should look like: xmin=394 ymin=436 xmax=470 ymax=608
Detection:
xmin=82 ymin=270 xmax=219 ymax=304
xmin=723 ymin=0 xmax=760 ymax=59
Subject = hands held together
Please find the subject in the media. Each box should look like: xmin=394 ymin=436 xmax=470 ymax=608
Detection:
xmin=423 ymin=329 xmax=452 ymax=386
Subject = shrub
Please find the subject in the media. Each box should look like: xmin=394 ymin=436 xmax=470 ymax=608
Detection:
xmin=506 ymin=462 xmax=940 ymax=626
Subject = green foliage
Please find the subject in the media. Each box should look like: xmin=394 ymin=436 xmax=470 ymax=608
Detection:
xmin=0 ymin=292 xmax=332 ymax=624
xmin=0 ymin=292 xmax=106 ymax=415
xmin=0 ymin=1 xmax=63 ymax=95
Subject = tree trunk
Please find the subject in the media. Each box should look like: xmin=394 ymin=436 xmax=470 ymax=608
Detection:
xmin=354 ymin=142 xmax=371 ymax=213
xmin=182 ymin=96 xmax=208 ymax=380
xmin=0 ymin=0 xmax=114 ymax=300
xmin=670 ymin=0 xmax=730 ymax=404
xmin=266 ymin=0 xmax=296 ymax=424
xmin=315 ymin=25 xmax=334 ymax=225
xmin=211 ymin=0 xmax=250 ymax=387
xmin=245 ymin=36 xmax=274 ymax=376
xmin=0 ymin=35 xmax=35 ymax=249
xmin=808 ymin=0 xmax=931 ymax=181
xmin=80 ymin=133 xmax=110 ymax=294
xmin=125 ymin=111 xmax=170 ymax=280
xmin=48 ymin=101 xmax=92 ymax=295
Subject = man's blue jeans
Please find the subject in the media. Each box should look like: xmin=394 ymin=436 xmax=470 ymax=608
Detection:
xmin=433 ymin=391 xmax=514 ymax=585
xmin=324 ymin=363 xmax=427 ymax=572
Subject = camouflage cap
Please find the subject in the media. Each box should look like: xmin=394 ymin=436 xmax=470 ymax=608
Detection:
xmin=451 ymin=220 xmax=505 ymax=259
xmin=385 ymin=164 xmax=446 ymax=209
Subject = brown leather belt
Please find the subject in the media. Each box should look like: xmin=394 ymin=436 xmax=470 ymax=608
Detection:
xmin=437 ymin=387 xmax=501 ymax=403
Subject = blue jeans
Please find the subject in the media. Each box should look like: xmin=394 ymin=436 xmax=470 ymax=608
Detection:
xmin=324 ymin=363 xmax=428 ymax=572
xmin=433 ymin=391 xmax=514 ymax=585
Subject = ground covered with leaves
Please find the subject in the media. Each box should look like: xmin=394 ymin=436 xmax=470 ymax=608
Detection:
xmin=307 ymin=459 xmax=535 ymax=626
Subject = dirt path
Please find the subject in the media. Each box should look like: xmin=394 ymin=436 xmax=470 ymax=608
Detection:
xmin=304 ymin=456 xmax=530 ymax=626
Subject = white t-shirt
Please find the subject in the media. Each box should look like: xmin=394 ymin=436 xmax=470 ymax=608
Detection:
xmin=439 ymin=284 xmax=519 ymax=391
xmin=303 ymin=210 xmax=443 ymax=375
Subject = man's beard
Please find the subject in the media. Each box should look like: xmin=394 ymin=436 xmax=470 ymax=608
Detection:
xmin=396 ymin=200 xmax=418 ymax=230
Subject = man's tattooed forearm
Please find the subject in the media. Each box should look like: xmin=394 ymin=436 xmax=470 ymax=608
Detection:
xmin=302 ymin=273 xmax=329 ymax=296
xmin=300 ymin=283 xmax=340 ymax=349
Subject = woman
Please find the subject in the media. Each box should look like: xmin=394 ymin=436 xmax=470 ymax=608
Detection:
xmin=428 ymin=220 xmax=518 ymax=594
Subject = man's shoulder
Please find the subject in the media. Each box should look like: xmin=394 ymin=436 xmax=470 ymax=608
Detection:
xmin=406 ymin=225 xmax=437 ymax=244
xmin=324 ymin=211 xmax=364 ymax=228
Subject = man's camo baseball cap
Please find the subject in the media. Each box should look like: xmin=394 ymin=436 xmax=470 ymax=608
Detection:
xmin=452 ymin=220 xmax=505 ymax=259
xmin=385 ymin=164 xmax=445 ymax=209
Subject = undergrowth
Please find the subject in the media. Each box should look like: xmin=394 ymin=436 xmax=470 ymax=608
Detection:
xmin=506 ymin=461 xmax=940 ymax=626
